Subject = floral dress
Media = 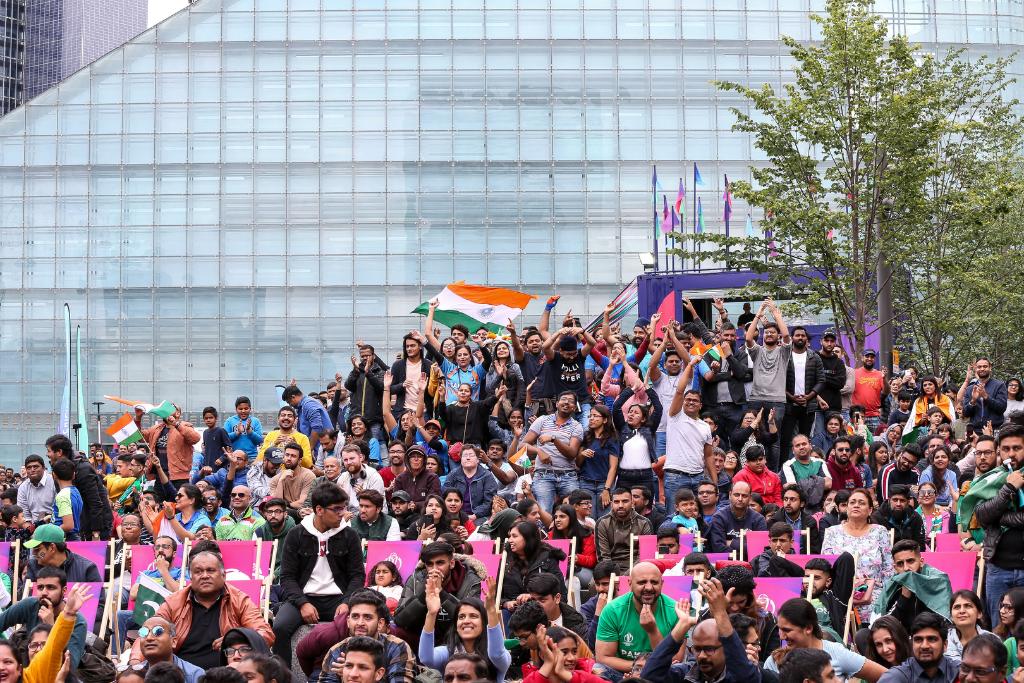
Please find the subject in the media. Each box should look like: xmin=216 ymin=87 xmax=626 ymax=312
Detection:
xmin=821 ymin=522 xmax=894 ymax=622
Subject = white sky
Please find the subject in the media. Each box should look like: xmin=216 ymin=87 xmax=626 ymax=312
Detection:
xmin=148 ymin=0 xmax=190 ymax=27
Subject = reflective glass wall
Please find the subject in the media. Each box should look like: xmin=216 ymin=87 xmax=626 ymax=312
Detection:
xmin=0 ymin=0 xmax=1020 ymax=462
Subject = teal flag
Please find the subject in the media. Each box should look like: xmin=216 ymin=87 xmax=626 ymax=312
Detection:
xmin=76 ymin=326 xmax=88 ymax=454
xmin=59 ymin=304 xmax=71 ymax=437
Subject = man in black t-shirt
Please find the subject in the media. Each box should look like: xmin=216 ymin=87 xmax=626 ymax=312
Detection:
xmin=541 ymin=326 xmax=596 ymax=421
xmin=814 ymin=331 xmax=847 ymax=435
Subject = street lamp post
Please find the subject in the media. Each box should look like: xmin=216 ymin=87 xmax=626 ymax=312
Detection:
xmin=92 ymin=401 xmax=104 ymax=446
xmin=877 ymin=198 xmax=895 ymax=375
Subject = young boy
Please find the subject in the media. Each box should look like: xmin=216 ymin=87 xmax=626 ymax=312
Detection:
xmin=887 ymin=391 xmax=914 ymax=426
xmin=52 ymin=458 xmax=83 ymax=542
xmin=804 ymin=553 xmax=855 ymax=641
xmin=223 ymin=396 xmax=264 ymax=463
xmin=2 ymin=504 xmax=32 ymax=573
xmin=670 ymin=488 xmax=701 ymax=535
xmin=200 ymin=406 xmax=233 ymax=470
xmin=750 ymin=522 xmax=804 ymax=578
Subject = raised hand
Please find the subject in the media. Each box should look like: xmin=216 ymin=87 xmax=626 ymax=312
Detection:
xmin=639 ymin=603 xmax=657 ymax=632
xmin=425 ymin=571 xmax=442 ymax=615
xmin=63 ymin=583 xmax=94 ymax=617
xmin=383 ymin=370 xmax=393 ymax=386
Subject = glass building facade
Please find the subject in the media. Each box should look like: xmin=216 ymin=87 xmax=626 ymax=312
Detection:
xmin=0 ymin=0 xmax=1020 ymax=461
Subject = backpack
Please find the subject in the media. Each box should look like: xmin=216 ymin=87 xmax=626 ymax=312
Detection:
xmin=415 ymin=664 xmax=443 ymax=683
xmin=74 ymin=637 xmax=117 ymax=683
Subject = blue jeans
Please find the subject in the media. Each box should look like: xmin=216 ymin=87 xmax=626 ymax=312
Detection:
xmin=532 ymin=470 xmax=580 ymax=514
xmin=664 ymin=471 xmax=705 ymax=512
xmin=575 ymin=403 xmax=592 ymax=426
xmin=616 ymin=469 xmax=659 ymax=506
xmin=579 ymin=478 xmax=609 ymax=520
xmin=985 ymin=563 xmax=1024 ymax=625
xmin=115 ymin=609 xmax=138 ymax=655
xmin=656 ymin=431 xmax=667 ymax=456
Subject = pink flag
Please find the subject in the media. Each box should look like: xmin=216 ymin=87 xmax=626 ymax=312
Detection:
xmin=365 ymin=540 xmax=423 ymax=582
xmin=547 ymin=538 xmax=571 ymax=576
xmin=753 ymin=577 xmax=805 ymax=615
xmin=468 ymin=540 xmax=498 ymax=557
xmin=661 ymin=195 xmax=671 ymax=234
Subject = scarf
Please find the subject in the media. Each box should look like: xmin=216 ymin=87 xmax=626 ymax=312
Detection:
xmin=871 ymin=563 xmax=952 ymax=620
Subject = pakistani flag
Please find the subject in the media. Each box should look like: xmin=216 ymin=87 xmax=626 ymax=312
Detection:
xmin=132 ymin=573 xmax=172 ymax=625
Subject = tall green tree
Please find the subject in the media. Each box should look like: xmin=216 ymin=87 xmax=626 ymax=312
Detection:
xmin=676 ymin=0 xmax=1023 ymax=373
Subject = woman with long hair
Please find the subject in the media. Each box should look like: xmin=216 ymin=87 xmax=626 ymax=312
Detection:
xmin=577 ymin=405 xmax=619 ymax=520
xmin=767 ymin=598 xmax=886 ymax=682
xmin=421 ymin=580 xmax=511 ymax=682
xmin=868 ymin=442 xmax=891 ymax=480
xmin=732 ymin=407 xmax=778 ymax=463
xmin=346 ymin=415 xmax=381 ymax=468
xmin=915 ymin=481 xmax=951 ymax=537
xmin=610 ymin=383 xmax=662 ymax=499
xmin=441 ymin=488 xmax=476 ymax=536
xmin=484 ymin=340 xmax=524 ymax=414
xmin=1006 ymin=378 xmax=1024 ymax=416
xmin=946 ymin=590 xmax=990 ymax=661
xmin=549 ymin=504 xmax=597 ymax=586
xmin=404 ymin=494 xmax=449 ymax=541
xmin=500 ymin=521 xmax=567 ymax=611
xmin=163 ymin=483 xmax=212 ymax=541
xmin=812 ymin=412 xmax=843 ymax=457
xmin=912 ymin=376 xmax=956 ymax=426
xmin=920 ymin=444 xmax=959 ymax=509
xmin=820 ymin=489 xmax=893 ymax=623
xmin=994 ymin=587 xmax=1024 ymax=639
xmin=865 ymin=616 xmax=911 ymax=669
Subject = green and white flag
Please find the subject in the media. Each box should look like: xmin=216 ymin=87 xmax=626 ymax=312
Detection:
xmin=132 ymin=573 xmax=172 ymax=625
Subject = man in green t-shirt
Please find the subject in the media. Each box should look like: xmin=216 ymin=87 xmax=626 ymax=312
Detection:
xmin=780 ymin=433 xmax=831 ymax=512
xmin=595 ymin=561 xmax=679 ymax=675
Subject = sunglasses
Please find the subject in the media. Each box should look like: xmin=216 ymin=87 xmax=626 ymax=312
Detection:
xmin=138 ymin=625 xmax=167 ymax=638
xmin=230 ymin=493 xmax=247 ymax=498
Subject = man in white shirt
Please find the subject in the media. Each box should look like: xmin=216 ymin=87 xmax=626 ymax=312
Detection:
xmin=665 ymin=357 xmax=715 ymax=510
xmin=647 ymin=322 xmax=684 ymax=458
xmin=781 ymin=326 xmax=825 ymax=465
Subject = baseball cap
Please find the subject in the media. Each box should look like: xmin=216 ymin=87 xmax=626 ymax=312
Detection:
xmin=24 ymin=524 xmax=65 ymax=548
xmin=822 ymin=329 xmax=837 ymax=340
xmin=863 ymin=349 xmax=877 ymax=357
xmin=391 ymin=490 xmax=412 ymax=503
xmin=423 ymin=419 xmax=441 ymax=431
xmin=264 ymin=447 xmax=285 ymax=464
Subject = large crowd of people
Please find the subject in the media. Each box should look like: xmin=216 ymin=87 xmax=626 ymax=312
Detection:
xmin=0 ymin=295 xmax=1021 ymax=683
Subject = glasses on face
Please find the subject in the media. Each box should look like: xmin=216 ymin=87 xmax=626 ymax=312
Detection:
xmin=230 ymin=493 xmax=247 ymax=498
xmin=835 ymin=447 xmax=851 ymax=453
xmin=1000 ymin=603 xmax=1014 ymax=611
xmin=174 ymin=493 xmax=186 ymax=500
xmin=959 ymin=664 xmax=998 ymax=678
xmin=203 ymin=498 xmax=218 ymax=504
xmin=138 ymin=626 xmax=167 ymax=638
xmin=27 ymin=640 xmax=45 ymax=652
xmin=692 ymin=644 xmax=723 ymax=655
xmin=222 ymin=645 xmax=254 ymax=658
xmin=324 ymin=505 xmax=346 ymax=515
xmin=919 ymin=490 xmax=935 ymax=497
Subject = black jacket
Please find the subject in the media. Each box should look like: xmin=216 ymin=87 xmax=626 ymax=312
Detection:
xmin=786 ymin=349 xmax=826 ymax=410
xmin=701 ymin=346 xmax=752 ymax=406
xmin=71 ymin=455 xmax=113 ymax=539
xmin=558 ymin=602 xmax=588 ymax=639
xmin=393 ymin=555 xmax=487 ymax=643
xmin=388 ymin=355 xmax=437 ymax=411
xmin=767 ymin=509 xmax=823 ymax=554
xmin=871 ymin=502 xmax=927 ymax=550
xmin=818 ymin=352 xmax=847 ymax=414
xmin=278 ymin=522 xmax=365 ymax=607
xmin=612 ymin=388 xmax=662 ymax=466
xmin=344 ymin=360 xmax=387 ymax=425
xmin=500 ymin=545 xmax=567 ymax=605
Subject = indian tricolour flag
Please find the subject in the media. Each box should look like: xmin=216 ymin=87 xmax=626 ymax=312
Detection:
xmin=413 ymin=282 xmax=536 ymax=333
xmin=103 ymin=395 xmax=176 ymax=419
xmin=106 ymin=413 xmax=143 ymax=445
xmin=901 ymin=399 xmax=957 ymax=445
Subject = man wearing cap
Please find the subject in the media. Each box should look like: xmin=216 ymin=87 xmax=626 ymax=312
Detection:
xmin=240 ymin=445 xmax=283 ymax=509
xmin=389 ymin=490 xmax=419 ymax=533
xmin=814 ymin=331 xmax=848 ymax=436
xmin=24 ymin=524 xmax=102 ymax=582
xmin=853 ymin=349 xmax=886 ymax=433
xmin=540 ymin=325 xmax=597 ymax=424
xmin=392 ymin=445 xmax=441 ymax=512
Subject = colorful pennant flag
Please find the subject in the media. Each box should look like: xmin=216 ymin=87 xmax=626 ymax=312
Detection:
xmin=671 ymin=206 xmax=679 ymax=233
xmin=106 ymin=413 xmax=143 ymax=445
xmin=723 ymin=175 xmax=733 ymax=232
xmin=746 ymin=213 xmax=755 ymax=237
xmin=675 ymin=178 xmax=685 ymax=215
xmin=693 ymin=163 xmax=705 ymax=186
xmin=585 ymin=280 xmax=638 ymax=333
xmin=661 ymin=195 xmax=671 ymax=234
xmin=696 ymin=198 xmax=705 ymax=234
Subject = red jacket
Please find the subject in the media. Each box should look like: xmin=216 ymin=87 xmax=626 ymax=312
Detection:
xmin=732 ymin=465 xmax=782 ymax=505
xmin=575 ymin=533 xmax=597 ymax=569
xmin=143 ymin=420 xmax=200 ymax=481
xmin=525 ymin=670 xmax=604 ymax=683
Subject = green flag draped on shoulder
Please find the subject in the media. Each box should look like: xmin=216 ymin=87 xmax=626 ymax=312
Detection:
xmin=957 ymin=467 xmax=1009 ymax=534
xmin=871 ymin=563 xmax=952 ymax=621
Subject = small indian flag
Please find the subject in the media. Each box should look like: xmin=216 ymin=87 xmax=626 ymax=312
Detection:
xmin=106 ymin=413 xmax=143 ymax=445
xmin=413 ymin=282 xmax=536 ymax=333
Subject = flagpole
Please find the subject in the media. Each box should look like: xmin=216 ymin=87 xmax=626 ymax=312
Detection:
xmin=692 ymin=165 xmax=698 ymax=272
xmin=652 ymin=165 xmax=660 ymax=272
xmin=662 ymin=194 xmax=669 ymax=273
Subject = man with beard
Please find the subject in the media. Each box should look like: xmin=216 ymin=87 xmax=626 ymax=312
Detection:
xmin=338 ymin=444 xmax=387 ymax=514
xmin=269 ymin=441 xmax=317 ymax=515
xmin=391 ymin=445 xmax=440 ymax=512
xmin=380 ymin=440 xmax=406 ymax=490
xmin=129 ymin=550 xmax=273 ymax=670
xmin=351 ymin=490 xmax=401 ymax=541
xmin=782 ymin=326 xmax=826 ymax=462
xmin=318 ymin=590 xmax=416 ymax=683
xmin=522 ymin=390 xmax=585 ymax=514
xmin=782 ymin=433 xmax=831 ymax=512
xmin=958 ymin=435 xmax=997 ymax=551
xmin=814 ymin=331 xmax=848 ymax=435
xmin=708 ymin=481 xmax=767 ymax=555
xmin=215 ymin=485 xmax=266 ymax=541
xmin=960 ymin=357 xmax=1008 ymax=432
xmin=254 ymin=497 xmax=294 ymax=583
xmin=877 ymin=612 xmax=958 ymax=683
xmin=871 ymin=485 xmax=927 ymax=549
xmin=596 ymin=487 xmax=653 ymax=574
xmin=388 ymin=491 xmax=418 ymax=533
xmin=853 ymin=350 xmax=886 ymax=434
xmin=700 ymin=321 xmax=750 ymax=453
xmin=393 ymin=541 xmax=486 ymax=644
xmin=872 ymin=540 xmax=952 ymax=625
xmin=642 ymin=577 xmax=759 ymax=683
xmin=0 ymin=567 xmax=90 ymax=667
xmin=237 ymin=446 xmax=283 ymax=509
xmin=877 ymin=443 xmax=922 ymax=501
xmin=595 ymin=561 xmax=679 ymax=675
xmin=826 ymin=436 xmax=864 ymax=491
xmin=303 ymin=456 xmax=343 ymax=513
xmin=258 ymin=406 xmax=312 ymax=469
xmin=744 ymin=299 xmax=792 ymax=470
xmin=769 ymin=484 xmax=822 ymax=553
xmin=508 ymin=318 xmax=551 ymax=408
xmin=541 ymin=326 xmax=597 ymax=424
